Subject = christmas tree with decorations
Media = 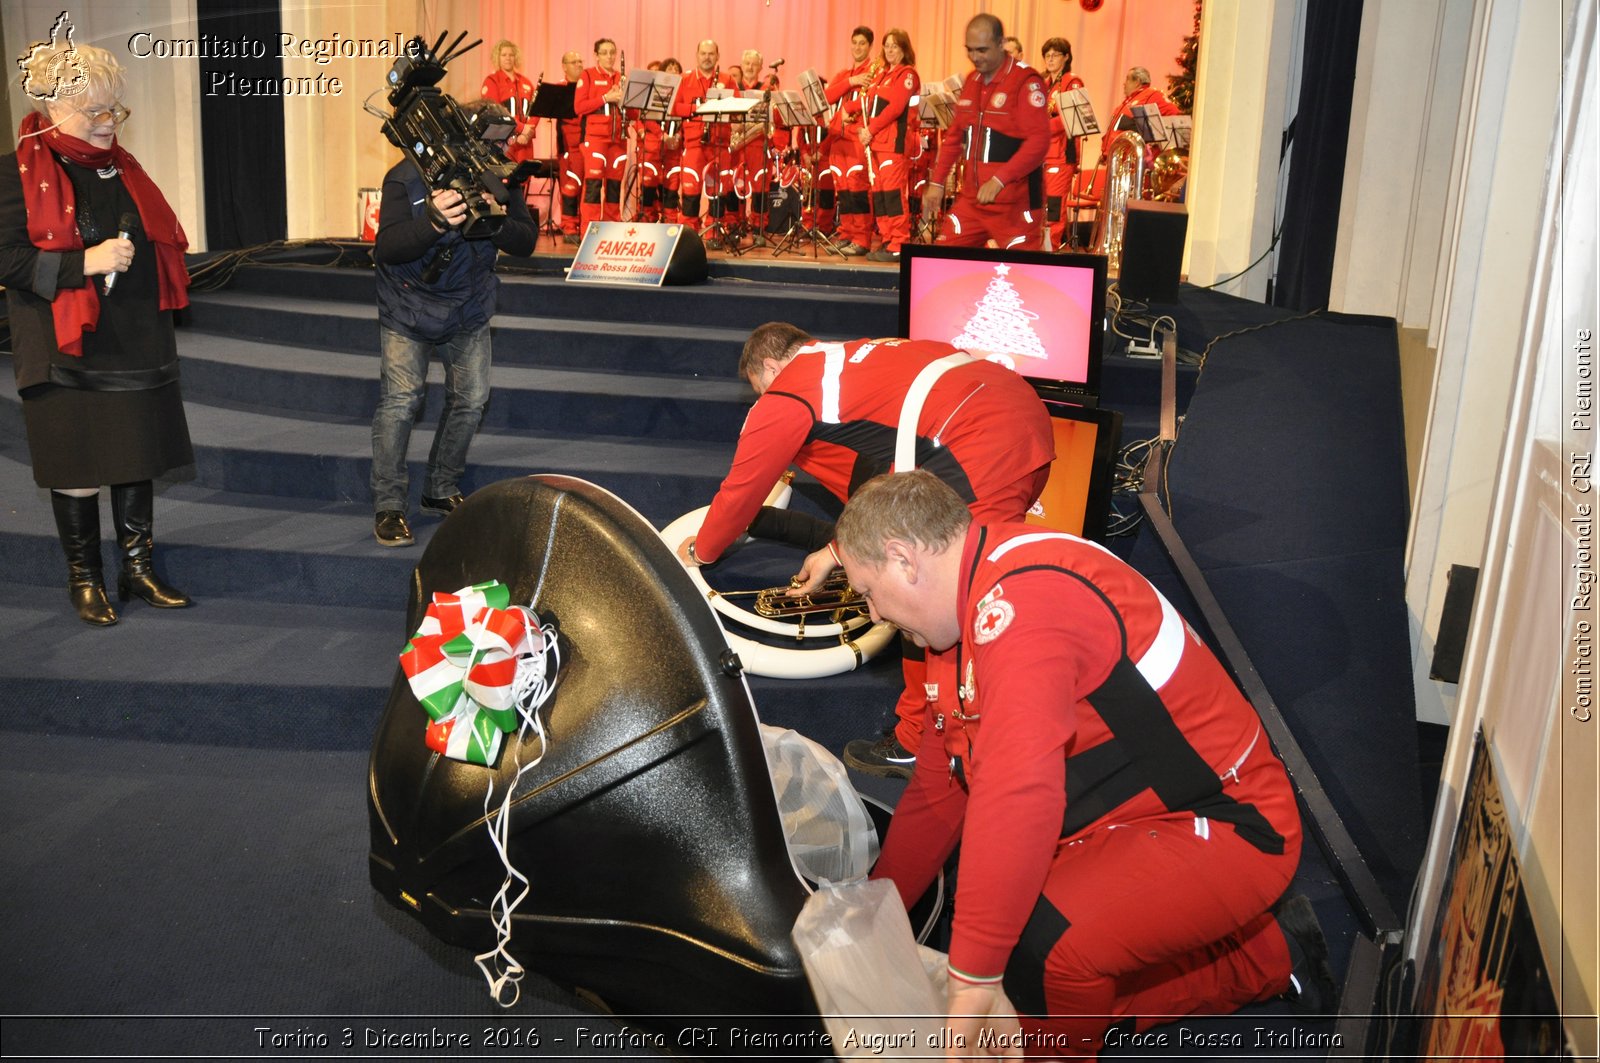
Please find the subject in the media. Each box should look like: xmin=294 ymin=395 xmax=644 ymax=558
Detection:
xmin=951 ymin=263 xmax=1049 ymax=367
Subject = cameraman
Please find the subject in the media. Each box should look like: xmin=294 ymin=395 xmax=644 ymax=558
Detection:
xmin=370 ymin=99 xmax=536 ymax=547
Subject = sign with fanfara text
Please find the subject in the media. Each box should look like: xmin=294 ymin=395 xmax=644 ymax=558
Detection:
xmin=566 ymin=221 xmax=687 ymax=287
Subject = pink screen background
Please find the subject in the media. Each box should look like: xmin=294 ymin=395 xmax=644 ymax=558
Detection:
xmin=906 ymin=259 xmax=1096 ymax=386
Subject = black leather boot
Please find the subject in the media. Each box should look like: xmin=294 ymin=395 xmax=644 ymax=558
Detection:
xmin=110 ymin=481 xmax=191 ymax=608
xmin=50 ymin=491 xmax=117 ymax=626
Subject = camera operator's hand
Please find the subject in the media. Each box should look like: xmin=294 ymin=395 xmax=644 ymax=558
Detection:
xmin=429 ymin=189 xmax=470 ymax=231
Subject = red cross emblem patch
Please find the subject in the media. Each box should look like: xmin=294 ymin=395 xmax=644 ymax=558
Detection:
xmin=974 ymin=599 xmax=1015 ymax=644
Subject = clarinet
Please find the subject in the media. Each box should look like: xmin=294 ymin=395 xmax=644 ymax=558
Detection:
xmin=611 ymin=50 xmax=626 ymax=140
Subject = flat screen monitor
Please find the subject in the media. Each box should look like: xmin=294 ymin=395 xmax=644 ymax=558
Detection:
xmin=1025 ymin=401 xmax=1122 ymax=542
xmin=898 ymin=244 xmax=1107 ymax=405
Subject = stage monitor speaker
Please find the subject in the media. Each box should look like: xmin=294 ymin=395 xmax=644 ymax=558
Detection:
xmin=664 ymin=226 xmax=708 ymax=286
xmin=1120 ymin=201 xmax=1188 ymax=304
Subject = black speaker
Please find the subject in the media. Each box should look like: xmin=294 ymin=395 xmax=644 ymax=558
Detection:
xmin=663 ymin=224 xmax=708 ymax=285
xmin=1119 ymin=200 xmax=1188 ymax=304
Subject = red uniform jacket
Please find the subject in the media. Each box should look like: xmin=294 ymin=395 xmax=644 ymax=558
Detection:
xmin=826 ymin=59 xmax=872 ymax=138
xmin=481 ymin=69 xmax=538 ymax=163
xmin=1044 ymin=73 xmax=1085 ymax=165
xmin=695 ymin=338 xmax=1054 ymax=562
xmin=864 ymin=63 xmax=920 ymax=155
xmin=673 ymin=68 xmax=738 ymax=146
xmin=872 ymin=524 xmax=1301 ymax=979
xmin=931 ymin=57 xmax=1050 ymax=199
xmin=1103 ymin=85 xmax=1182 ymax=150
xmin=557 ymin=77 xmax=585 ymax=157
xmin=573 ymin=66 xmax=624 ymax=141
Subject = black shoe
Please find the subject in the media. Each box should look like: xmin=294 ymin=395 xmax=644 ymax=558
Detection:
xmin=866 ymin=248 xmax=900 ymax=263
xmin=421 ymin=493 xmax=465 ymax=516
xmin=111 ymin=481 xmax=191 ymax=608
xmin=843 ymin=732 xmax=916 ymax=779
xmin=50 ymin=491 xmax=117 ymax=626
xmin=1274 ymin=894 xmax=1337 ymax=1015
xmin=562 ymin=233 xmax=581 ymax=246
xmin=374 ymin=510 xmax=414 ymax=547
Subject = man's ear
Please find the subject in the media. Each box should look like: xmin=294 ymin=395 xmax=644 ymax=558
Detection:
xmin=881 ymin=538 xmax=920 ymax=582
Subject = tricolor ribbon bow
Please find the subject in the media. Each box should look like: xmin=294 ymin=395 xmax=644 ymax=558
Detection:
xmin=398 ymin=580 xmax=549 ymax=765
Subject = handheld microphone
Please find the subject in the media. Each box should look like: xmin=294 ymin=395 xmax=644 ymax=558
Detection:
xmin=102 ymin=211 xmax=140 ymax=296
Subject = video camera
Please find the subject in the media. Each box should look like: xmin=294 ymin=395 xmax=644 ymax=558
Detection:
xmin=381 ymin=31 xmax=519 ymax=239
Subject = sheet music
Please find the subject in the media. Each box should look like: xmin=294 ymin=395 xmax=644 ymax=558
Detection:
xmin=695 ymin=94 xmax=762 ymax=116
xmin=1164 ymin=114 xmax=1193 ymax=151
xmin=1130 ymin=103 xmax=1170 ymax=146
xmin=774 ymin=90 xmax=814 ymax=127
xmin=1058 ymin=88 xmax=1100 ymax=138
xmin=798 ymin=68 xmax=828 ymax=118
xmin=624 ymin=68 xmax=681 ymax=120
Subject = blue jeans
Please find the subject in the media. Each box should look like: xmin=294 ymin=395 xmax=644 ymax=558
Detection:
xmin=370 ymin=323 xmax=491 ymax=513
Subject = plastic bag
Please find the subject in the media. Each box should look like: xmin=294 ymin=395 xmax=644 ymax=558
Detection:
xmin=761 ymin=724 xmax=879 ymax=884
xmin=792 ymin=878 xmax=947 ymax=1059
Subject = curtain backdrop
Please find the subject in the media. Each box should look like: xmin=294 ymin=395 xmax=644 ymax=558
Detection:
xmin=1271 ymin=0 xmax=1364 ymax=310
xmin=279 ymin=0 xmax=1195 ymax=238
xmin=198 ymin=0 xmax=289 ymax=249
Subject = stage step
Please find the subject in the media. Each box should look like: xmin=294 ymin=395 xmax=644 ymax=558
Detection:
xmin=176 ymin=332 xmax=753 ymax=441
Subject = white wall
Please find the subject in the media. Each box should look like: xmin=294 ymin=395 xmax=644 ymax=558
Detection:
xmin=1404 ymin=0 xmax=1562 ymax=726
xmin=1183 ymin=0 xmax=1301 ymax=303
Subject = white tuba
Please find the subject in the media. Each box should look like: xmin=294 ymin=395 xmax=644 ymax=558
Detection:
xmin=1091 ymin=130 xmax=1147 ymax=275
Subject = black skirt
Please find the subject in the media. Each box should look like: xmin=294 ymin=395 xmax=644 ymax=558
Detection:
xmin=21 ymin=380 xmax=194 ymax=488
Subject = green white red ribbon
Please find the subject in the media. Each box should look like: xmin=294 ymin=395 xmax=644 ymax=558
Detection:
xmin=398 ymin=580 xmax=544 ymax=766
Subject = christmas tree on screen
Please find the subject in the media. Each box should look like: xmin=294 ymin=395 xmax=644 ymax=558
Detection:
xmin=951 ymin=264 xmax=1049 ymax=368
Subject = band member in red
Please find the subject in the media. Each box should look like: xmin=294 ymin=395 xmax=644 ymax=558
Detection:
xmin=733 ymin=49 xmax=780 ymax=242
xmin=922 ymin=14 xmax=1051 ymax=252
xmin=636 ymin=58 xmax=683 ymax=223
xmin=836 ymin=471 xmax=1333 ymax=1056
xmin=574 ymin=38 xmax=627 ymax=231
xmin=1041 ymin=38 xmax=1085 ymax=249
xmin=824 ymin=26 xmax=876 ymax=255
xmin=676 ymin=322 xmax=1055 ymax=776
xmin=1103 ymin=65 xmax=1181 ymax=151
xmin=480 ymin=40 xmax=538 ymax=163
xmin=656 ymin=58 xmax=686 ymax=223
xmin=859 ymin=29 xmax=920 ymax=262
xmin=557 ymin=50 xmax=586 ymax=244
xmin=672 ymin=40 xmax=737 ymax=234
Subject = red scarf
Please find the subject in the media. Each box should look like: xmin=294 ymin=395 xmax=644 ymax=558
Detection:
xmin=15 ymin=110 xmax=190 ymax=357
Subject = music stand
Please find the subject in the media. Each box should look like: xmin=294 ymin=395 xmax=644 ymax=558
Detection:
xmin=696 ymin=94 xmax=761 ymax=250
xmin=1130 ymin=104 xmax=1171 ymax=148
xmin=765 ymin=90 xmax=822 ymax=258
xmin=1059 ymin=88 xmax=1101 ymax=250
xmin=530 ymin=82 xmax=578 ymax=238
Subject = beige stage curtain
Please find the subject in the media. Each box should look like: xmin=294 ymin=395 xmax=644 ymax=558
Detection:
xmin=283 ymin=0 xmax=1194 ymax=239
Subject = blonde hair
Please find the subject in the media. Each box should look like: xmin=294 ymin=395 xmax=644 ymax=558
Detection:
xmin=492 ymin=40 xmax=520 ymax=66
xmin=19 ymin=41 xmax=124 ymax=115
xmin=836 ymin=471 xmax=971 ymax=565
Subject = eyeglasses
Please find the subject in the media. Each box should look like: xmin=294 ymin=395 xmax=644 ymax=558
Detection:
xmin=73 ymin=103 xmax=131 ymax=126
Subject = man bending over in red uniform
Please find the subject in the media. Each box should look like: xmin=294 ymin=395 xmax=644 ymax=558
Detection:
xmin=835 ymin=470 xmax=1336 ymax=1058
xmin=675 ymin=321 xmax=1055 ymax=778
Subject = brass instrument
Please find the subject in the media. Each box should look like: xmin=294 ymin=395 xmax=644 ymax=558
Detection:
xmin=715 ymin=571 xmax=869 ymax=640
xmin=1150 ymin=147 xmax=1188 ymax=202
xmin=1091 ymin=130 xmax=1146 ymax=274
xmin=843 ymin=57 xmax=883 ymax=124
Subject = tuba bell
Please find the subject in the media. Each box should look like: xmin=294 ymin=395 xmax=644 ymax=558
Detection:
xmin=1091 ymin=129 xmax=1147 ymax=275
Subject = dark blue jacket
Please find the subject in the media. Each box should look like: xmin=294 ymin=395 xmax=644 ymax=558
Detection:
xmin=373 ymin=163 xmax=535 ymax=343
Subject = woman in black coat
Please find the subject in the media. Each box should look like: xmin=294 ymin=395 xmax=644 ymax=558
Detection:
xmin=2 ymin=39 xmax=193 ymax=625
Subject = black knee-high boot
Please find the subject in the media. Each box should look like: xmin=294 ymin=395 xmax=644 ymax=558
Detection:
xmin=110 ymin=481 xmax=191 ymax=608
xmin=50 ymin=491 xmax=117 ymax=626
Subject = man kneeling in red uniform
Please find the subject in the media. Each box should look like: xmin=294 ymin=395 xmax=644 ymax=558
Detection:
xmin=834 ymin=470 xmax=1336 ymax=1057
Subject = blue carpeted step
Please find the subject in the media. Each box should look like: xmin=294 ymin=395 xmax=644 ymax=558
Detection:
xmin=0 ymin=383 xmax=736 ymax=521
xmin=175 ymin=331 xmax=754 ymax=441
xmin=182 ymin=290 xmax=771 ymax=375
xmin=209 ymin=263 xmax=901 ymax=335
